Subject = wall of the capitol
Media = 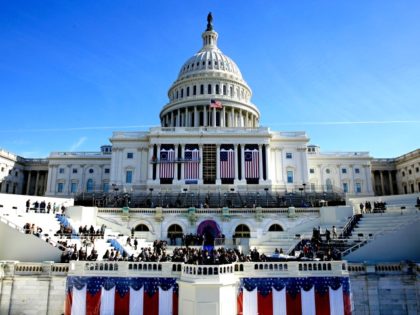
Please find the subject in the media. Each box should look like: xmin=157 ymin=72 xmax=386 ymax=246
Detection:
xmin=395 ymin=149 xmax=420 ymax=195
xmin=0 ymin=149 xmax=26 ymax=195
xmin=0 ymin=262 xmax=419 ymax=314
xmin=46 ymin=154 xmax=111 ymax=197
xmin=307 ymin=150 xmax=373 ymax=195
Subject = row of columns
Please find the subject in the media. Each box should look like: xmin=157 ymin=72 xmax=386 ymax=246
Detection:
xmin=161 ymin=105 xmax=258 ymax=128
xmin=374 ymin=170 xmax=395 ymax=195
xmin=25 ymin=170 xmax=47 ymax=196
xmin=148 ymin=143 xmax=269 ymax=183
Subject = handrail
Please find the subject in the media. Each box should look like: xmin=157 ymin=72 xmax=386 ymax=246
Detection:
xmin=342 ymin=215 xmax=420 ymax=256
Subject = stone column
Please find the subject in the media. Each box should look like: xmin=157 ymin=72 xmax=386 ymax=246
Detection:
xmin=176 ymin=109 xmax=180 ymax=127
xmin=174 ymin=144 xmax=179 ymax=183
xmin=380 ymin=171 xmax=385 ymax=195
xmin=194 ymin=106 xmax=198 ymax=127
xmin=203 ymin=106 xmax=208 ymax=127
xmin=240 ymin=145 xmax=245 ymax=182
xmin=213 ymin=107 xmax=216 ymax=127
xmin=258 ymin=145 xmax=263 ymax=181
xmin=388 ymin=171 xmax=394 ymax=195
xmin=26 ymin=171 xmax=31 ymax=195
xmin=265 ymin=144 xmax=271 ymax=183
xmin=35 ymin=171 xmax=40 ymax=195
xmin=181 ymin=145 xmax=185 ymax=181
xmin=337 ymin=164 xmax=342 ymax=191
xmin=148 ymin=145 xmax=154 ymax=181
xmin=216 ymin=145 xmax=221 ymax=184
xmin=67 ymin=165 xmax=72 ymax=194
xmin=222 ymin=106 xmax=226 ymax=127
xmin=156 ymin=144 xmax=161 ymax=181
xmin=80 ymin=165 xmax=86 ymax=192
xmin=234 ymin=144 xmax=239 ymax=183
xmin=199 ymin=144 xmax=203 ymax=184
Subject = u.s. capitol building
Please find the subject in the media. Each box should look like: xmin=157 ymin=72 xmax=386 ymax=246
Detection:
xmin=44 ymin=15 xmax=373 ymax=199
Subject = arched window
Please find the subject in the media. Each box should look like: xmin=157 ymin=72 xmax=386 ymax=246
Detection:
xmin=186 ymin=87 xmax=190 ymax=97
xmin=200 ymin=85 xmax=204 ymax=95
xmin=223 ymin=85 xmax=227 ymax=95
xmin=268 ymin=224 xmax=283 ymax=232
xmin=215 ymin=84 xmax=220 ymax=94
xmin=181 ymin=89 xmax=184 ymax=98
xmin=234 ymin=224 xmax=250 ymax=238
xmin=193 ymin=85 xmax=197 ymax=95
xmin=135 ymin=224 xmax=149 ymax=232
xmin=168 ymin=224 xmax=183 ymax=238
xmin=208 ymin=84 xmax=212 ymax=94
xmin=86 ymin=179 xmax=94 ymax=192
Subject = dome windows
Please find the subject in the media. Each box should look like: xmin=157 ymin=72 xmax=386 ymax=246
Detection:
xmin=207 ymin=84 xmax=212 ymax=94
xmin=215 ymin=84 xmax=220 ymax=94
xmin=193 ymin=85 xmax=197 ymax=95
xmin=186 ymin=87 xmax=190 ymax=97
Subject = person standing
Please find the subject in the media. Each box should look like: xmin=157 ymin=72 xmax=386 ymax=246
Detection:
xmin=26 ymin=199 xmax=31 ymax=212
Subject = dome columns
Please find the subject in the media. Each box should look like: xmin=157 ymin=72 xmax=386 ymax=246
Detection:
xmin=160 ymin=105 xmax=259 ymax=128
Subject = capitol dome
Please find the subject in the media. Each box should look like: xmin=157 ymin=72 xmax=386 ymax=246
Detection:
xmin=160 ymin=14 xmax=260 ymax=128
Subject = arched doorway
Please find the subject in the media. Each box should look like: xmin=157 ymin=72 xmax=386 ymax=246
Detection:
xmin=167 ymin=224 xmax=183 ymax=245
xmin=197 ymin=220 xmax=222 ymax=246
xmin=268 ymin=224 xmax=283 ymax=232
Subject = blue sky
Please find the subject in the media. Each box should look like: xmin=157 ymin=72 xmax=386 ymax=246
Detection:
xmin=0 ymin=1 xmax=419 ymax=158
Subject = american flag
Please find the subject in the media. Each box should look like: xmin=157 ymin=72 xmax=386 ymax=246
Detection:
xmin=159 ymin=149 xmax=175 ymax=179
xmin=210 ymin=99 xmax=222 ymax=109
xmin=220 ymin=148 xmax=235 ymax=179
xmin=238 ymin=276 xmax=352 ymax=315
xmin=184 ymin=149 xmax=199 ymax=179
xmin=65 ymin=276 xmax=178 ymax=315
xmin=245 ymin=149 xmax=259 ymax=179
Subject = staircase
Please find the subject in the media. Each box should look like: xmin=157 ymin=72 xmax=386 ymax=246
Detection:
xmin=342 ymin=209 xmax=420 ymax=257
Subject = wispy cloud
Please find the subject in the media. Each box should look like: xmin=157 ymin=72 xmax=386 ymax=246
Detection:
xmin=267 ymin=120 xmax=420 ymax=126
xmin=69 ymin=137 xmax=87 ymax=151
xmin=0 ymin=125 xmax=156 ymax=133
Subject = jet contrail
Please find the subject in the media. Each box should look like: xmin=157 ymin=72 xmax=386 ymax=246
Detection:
xmin=0 ymin=120 xmax=419 ymax=133
xmin=267 ymin=120 xmax=420 ymax=126
xmin=0 ymin=125 xmax=158 ymax=133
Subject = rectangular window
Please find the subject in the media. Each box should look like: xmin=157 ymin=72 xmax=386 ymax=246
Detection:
xmin=355 ymin=183 xmax=362 ymax=193
xmin=104 ymin=168 xmax=110 ymax=174
xmin=59 ymin=168 xmax=65 ymax=174
xmin=355 ymin=168 xmax=360 ymax=174
xmin=71 ymin=182 xmax=78 ymax=193
xmin=57 ymin=183 xmax=64 ymax=193
xmin=287 ymin=171 xmax=294 ymax=183
xmin=127 ymin=152 xmax=134 ymax=159
xmin=342 ymin=168 xmax=347 ymax=174
xmin=72 ymin=168 xmax=78 ymax=174
xmin=103 ymin=182 xmax=109 ymax=193
xmin=286 ymin=153 xmax=293 ymax=159
xmin=343 ymin=183 xmax=348 ymax=193
xmin=309 ymin=168 xmax=315 ymax=174
xmin=126 ymin=170 xmax=133 ymax=184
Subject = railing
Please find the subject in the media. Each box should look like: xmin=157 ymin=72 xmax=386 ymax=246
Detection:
xmin=342 ymin=215 xmax=420 ymax=256
xmin=49 ymin=151 xmax=110 ymax=157
xmin=67 ymin=260 xmax=348 ymax=278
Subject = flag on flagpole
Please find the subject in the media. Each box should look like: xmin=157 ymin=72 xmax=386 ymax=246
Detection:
xmin=160 ymin=149 xmax=175 ymax=179
xmin=210 ymin=99 xmax=222 ymax=109
xmin=184 ymin=148 xmax=199 ymax=179
xmin=244 ymin=149 xmax=259 ymax=179
xmin=65 ymin=276 xmax=178 ymax=315
xmin=237 ymin=276 xmax=352 ymax=315
xmin=220 ymin=148 xmax=235 ymax=179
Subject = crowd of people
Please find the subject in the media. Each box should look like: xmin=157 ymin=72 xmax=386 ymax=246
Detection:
xmin=25 ymin=199 xmax=66 ymax=214
xmin=359 ymin=201 xmax=387 ymax=213
xmin=60 ymin=243 xmax=99 ymax=263
xmin=23 ymin=222 xmax=43 ymax=237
